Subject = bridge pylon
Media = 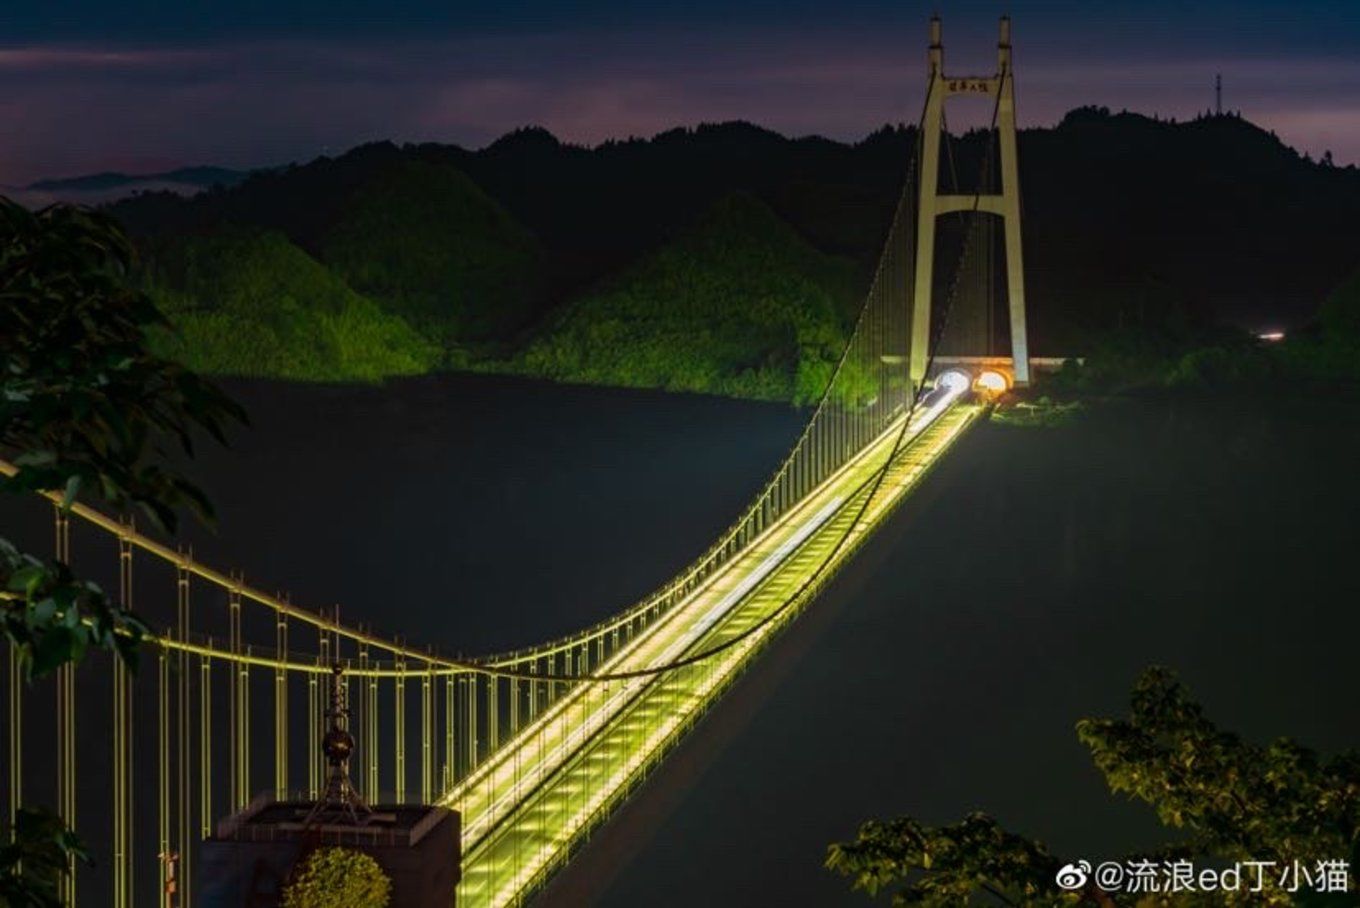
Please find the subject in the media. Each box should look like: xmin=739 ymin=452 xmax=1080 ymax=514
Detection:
xmin=909 ymin=14 xmax=1031 ymax=387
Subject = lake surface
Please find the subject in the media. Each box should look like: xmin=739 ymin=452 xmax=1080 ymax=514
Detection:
xmin=176 ymin=373 xmax=810 ymax=655
xmin=539 ymin=388 xmax=1360 ymax=906
xmin=5 ymin=375 xmax=1359 ymax=905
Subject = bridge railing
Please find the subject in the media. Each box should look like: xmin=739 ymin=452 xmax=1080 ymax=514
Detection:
xmin=0 ymin=67 xmax=1034 ymax=906
xmin=0 ymin=468 xmax=537 ymax=905
xmin=0 ymin=147 xmax=921 ymax=898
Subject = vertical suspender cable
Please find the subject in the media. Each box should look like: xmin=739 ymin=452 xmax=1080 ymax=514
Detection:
xmin=175 ymin=565 xmax=190 ymax=908
xmin=113 ymin=534 xmax=133 ymax=908
xmin=275 ymin=614 xmax=287 ymax=799
xmin=54 ymin=506 xmax=76 ymax=905
xmin=158 ymin=641 xmax=170 ymax=908
xmin=199 ymin=648 xmax=211 ymax=840
xmin=421 ymin=664 xmax=433 ymax=803
xmin=444 ymin=675 xmax=455 ymax=789
xmin=227 ymin=585 xmax=242 ymax=810
xmin=395 ymin=660 xmax=406 ymax=803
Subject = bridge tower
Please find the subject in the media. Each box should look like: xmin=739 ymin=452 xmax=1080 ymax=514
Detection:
xmin=909 ymin=15 xmax=1031 ymax=386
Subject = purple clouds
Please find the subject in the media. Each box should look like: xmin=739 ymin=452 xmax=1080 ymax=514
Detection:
xmin=2 ymin=18 xmax=1357 ymax=185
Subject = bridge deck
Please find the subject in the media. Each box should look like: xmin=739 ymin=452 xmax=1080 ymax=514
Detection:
xmin=450 ymin=399 xmax=982 ymax=906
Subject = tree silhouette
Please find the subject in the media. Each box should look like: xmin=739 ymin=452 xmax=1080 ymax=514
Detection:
xmin=0 ymin=196 xmax=245 ymax=903
xmin=828 ymin=668 xmax=1360 ymax=906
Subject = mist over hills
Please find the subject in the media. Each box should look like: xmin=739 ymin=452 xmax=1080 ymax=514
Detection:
xmin=4 ymin=166 xmax=252 ymax=209
xmin=29 ymin=165 xmax=249 ymax=193
xmin=105 ymin=108 xmax=1360 ymax=395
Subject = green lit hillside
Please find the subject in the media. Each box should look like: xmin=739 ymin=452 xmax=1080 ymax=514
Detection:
xmin=105 ymin=112 xmax=1360 ymax=397
xmin=502 ymin=193 xmax=861 ymax=402
xmin=145 ymin=230 xmax=439 ymax=381
xmin=318 ymin=158 xmax=544 ymax=345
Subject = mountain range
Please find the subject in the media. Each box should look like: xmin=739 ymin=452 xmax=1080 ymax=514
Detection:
xmin=90 ymin=108 xmax=1360 ymax=396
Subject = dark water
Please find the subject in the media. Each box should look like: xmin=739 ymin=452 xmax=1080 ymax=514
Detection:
xmin=173 ymin=374 xmax=809 ymax=655
xmin=545 ymin=391 xmax=1360 ymax=906
xmin=0 ymin=373 xmax=805 ymax=904
xmin=5 ymin=377 xmax=1360 ymax=905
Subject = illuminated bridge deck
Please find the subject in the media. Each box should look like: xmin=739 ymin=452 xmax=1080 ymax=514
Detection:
xmin=0 ymin=24 xmax=1036 ymax=904
xmin=449 ymin=399 xmax=982 ymax=906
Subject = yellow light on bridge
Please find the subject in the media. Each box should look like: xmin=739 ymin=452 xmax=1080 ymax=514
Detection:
xmin=975 ymin=370 xmax=1009 ymax=393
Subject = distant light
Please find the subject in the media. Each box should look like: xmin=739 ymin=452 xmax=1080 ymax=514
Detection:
xmin=1257 ymin=331 xmax=1285 ymax=343
xmin=975 ymin=370 xmax=1009 ymax=393
xmin=935 ymin=370 xmax=972 ymax=394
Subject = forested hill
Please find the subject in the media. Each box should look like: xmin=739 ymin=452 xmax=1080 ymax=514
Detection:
xmin=108 ymin=108 xmax=1360 ymax=393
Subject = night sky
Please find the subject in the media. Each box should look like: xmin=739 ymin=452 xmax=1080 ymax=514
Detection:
xmin=4 ymin=1 xmax=1358 ymax=184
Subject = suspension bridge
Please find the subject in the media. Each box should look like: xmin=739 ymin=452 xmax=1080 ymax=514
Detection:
xmin=3 ymin=16 xmax=1037 ymax=907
